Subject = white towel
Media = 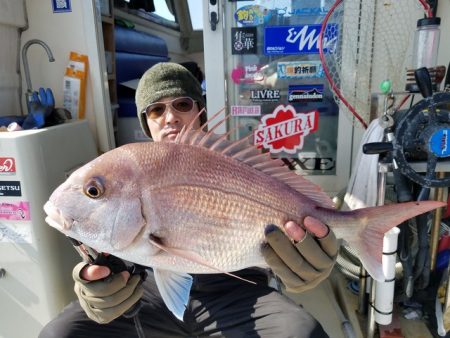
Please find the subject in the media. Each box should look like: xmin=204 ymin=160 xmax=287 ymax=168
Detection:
xmin=344 ymin=119 xmax=385 ymax=210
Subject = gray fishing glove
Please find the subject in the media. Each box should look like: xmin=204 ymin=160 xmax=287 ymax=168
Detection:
xmin=262 ymin=221 xmax=338 ymax=293
xmin=72 ymin=262 xmax=144 ymax=324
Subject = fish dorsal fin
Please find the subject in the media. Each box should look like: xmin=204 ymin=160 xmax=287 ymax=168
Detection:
xmin=176 ymin=110 xmax=334 ymax=209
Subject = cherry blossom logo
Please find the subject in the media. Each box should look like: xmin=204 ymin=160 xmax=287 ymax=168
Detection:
xmin=254 ymin=105 xmax=318 ymax=154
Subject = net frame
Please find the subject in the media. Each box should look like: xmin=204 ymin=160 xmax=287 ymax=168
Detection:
xmin=318 ymin=0 xmax=433 ymax=129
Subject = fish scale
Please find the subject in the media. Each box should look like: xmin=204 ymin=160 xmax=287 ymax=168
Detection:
xmin=149 ymin=185 xmax=284 ymax=272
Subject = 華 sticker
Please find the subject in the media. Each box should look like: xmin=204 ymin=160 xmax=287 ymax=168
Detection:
xmin=231 ymin=64 xmax=264 ymax=84
xmin=232 ymin=27 xmax=257 ymax=55
xmin=288 ymin=84 xmax=324 ymax=102
xmin=254 ymin=105 xmax=319 ymax=154
xmin=0 ymin=157 xmax=16 ymax=175
xmin=0 ymin=201 xmax=31 ymax=221
xmin=0 ymin=181 xmax=22 ymax=197
xmin=264 ymin=24 xmax=337 ymax=55
xmin=234 ymin=5 xmax=268 ymax=26
xmin=250 ymin=89 xmax=281 ymax=102
xmin=277 ymin=61 xmax=324 ymax=79
xmin=231 ymin=105 xmax=261 ymax=116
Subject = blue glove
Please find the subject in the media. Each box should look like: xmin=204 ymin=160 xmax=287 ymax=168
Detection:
xmin=22 ymin=88 xmax=55 ymax=130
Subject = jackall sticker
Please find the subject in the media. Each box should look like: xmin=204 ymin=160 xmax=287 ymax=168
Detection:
xmin=0 ymin=201 xmax=31 ymax=221
xmin=264 ymin=24 xmax=338 ymax=55
xmin=254 ymin=106 xmax=319 ymax=154
xmin=288 ymin=84 xmax=324 ymax=102
xmin=0 ymin=181 xmax=22 ymax=197
xmin=250 ymin=89 xmax=280 ymax=102
xmin=277 ymin=61 xmax=324 ymax=79
xmin=235 ymin=5 xmax=268 ymax=26
xmin=231 ymin=105 xmax=261 ymax=116
xmin=271 ymin=6 xmax=328 ymax=16
xmin=232 ymin=27 xmax=257 ymax=54
xmin=231 ymin=64 xmax=264 ymax=84
xmin=0 ymin=157 xmax=16 ymax=175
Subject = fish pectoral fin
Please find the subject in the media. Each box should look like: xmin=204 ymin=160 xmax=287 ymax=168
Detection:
xmin=153 ymin=269 xmax=193 ymax=321
xmin=149 ymin=237 xmax=256 ymax=285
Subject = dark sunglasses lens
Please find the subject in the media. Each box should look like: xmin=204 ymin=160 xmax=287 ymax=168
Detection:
xmin=173 ymin=98 xmax=194 ymax=112
xmin=147 ymin=103 xmax=166 ymax=119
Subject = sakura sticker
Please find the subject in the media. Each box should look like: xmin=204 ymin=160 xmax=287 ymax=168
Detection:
xmin=254 ymin=105 xmax=319 ymax=154
xmin=0 ymin=201 xmax=31 ymax=221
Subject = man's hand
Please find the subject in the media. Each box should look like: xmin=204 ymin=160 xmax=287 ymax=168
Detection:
xmin=262 ymin=217 xmax=338 ymax=293
xmin=73 ymin=262 xmax=143 ymax=324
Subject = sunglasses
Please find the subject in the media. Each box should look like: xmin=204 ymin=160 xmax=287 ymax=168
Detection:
xmin=142 ymin=97 xmax=196 ymax=120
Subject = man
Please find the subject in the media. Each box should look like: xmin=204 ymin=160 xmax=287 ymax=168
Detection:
xmin=39 ymin=62 xmax=338 ymax=338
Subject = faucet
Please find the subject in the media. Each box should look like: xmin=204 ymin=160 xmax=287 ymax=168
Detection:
xmin=21 ymin=39 xmax=55 ymax=104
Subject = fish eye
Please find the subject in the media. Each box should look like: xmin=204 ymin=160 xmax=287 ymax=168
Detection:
xmin=84 ymin=177 xmax=105 ymax=199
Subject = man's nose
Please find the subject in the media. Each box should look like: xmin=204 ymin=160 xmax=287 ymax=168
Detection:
xmin=162 ymin=105 xmax=179 ymax=124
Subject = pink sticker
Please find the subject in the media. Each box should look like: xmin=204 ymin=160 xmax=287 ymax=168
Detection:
xmin=231 ymin=64 xmax=264 ymax=84
xmin=0 ymin=201 xmax=31 ymax=221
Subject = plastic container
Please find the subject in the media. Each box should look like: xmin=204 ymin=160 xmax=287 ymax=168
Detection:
xmin=412 ymin=17 xmax=441 ymax=69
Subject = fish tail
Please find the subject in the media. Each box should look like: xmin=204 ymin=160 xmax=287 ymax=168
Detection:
xmin=320 ymin=200 xmax=445 ymax=281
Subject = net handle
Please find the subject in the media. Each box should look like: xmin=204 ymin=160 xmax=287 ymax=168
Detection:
xmin=318 ymin=0 xmax=434 ymax=129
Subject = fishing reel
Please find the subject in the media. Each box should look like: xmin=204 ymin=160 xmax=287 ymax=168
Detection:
xmin=393 ymin=68 xmax=450 ymax=188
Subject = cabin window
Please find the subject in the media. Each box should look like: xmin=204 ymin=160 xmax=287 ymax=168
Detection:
xmin=153 ymin=0 xmax=175 ymax=23
xmin=114 ymin=0 xmax=179 ymax=30
xmin=187 ymin=0 xmax=203 ymax=31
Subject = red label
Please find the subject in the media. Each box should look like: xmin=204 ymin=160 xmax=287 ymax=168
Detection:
xmin=254 ymin=105 xmax=318 ymax=154
xmin=0 ymin=158 xmax=16 ymax=174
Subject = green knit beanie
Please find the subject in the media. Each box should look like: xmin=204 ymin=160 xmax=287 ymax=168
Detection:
xmin=136 ymin=62 xmax=206 ymax=138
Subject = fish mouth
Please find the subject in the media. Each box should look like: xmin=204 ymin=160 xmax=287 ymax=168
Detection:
xmin=43 ymin=201 xmax=74 ymax=231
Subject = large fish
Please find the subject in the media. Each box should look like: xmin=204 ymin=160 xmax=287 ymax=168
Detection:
xmin=44 ymin=116 xmax=444 ymax=320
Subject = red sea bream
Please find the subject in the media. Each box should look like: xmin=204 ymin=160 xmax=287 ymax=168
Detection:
xmin=43 ymin=118 xmax=444 ymax=319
